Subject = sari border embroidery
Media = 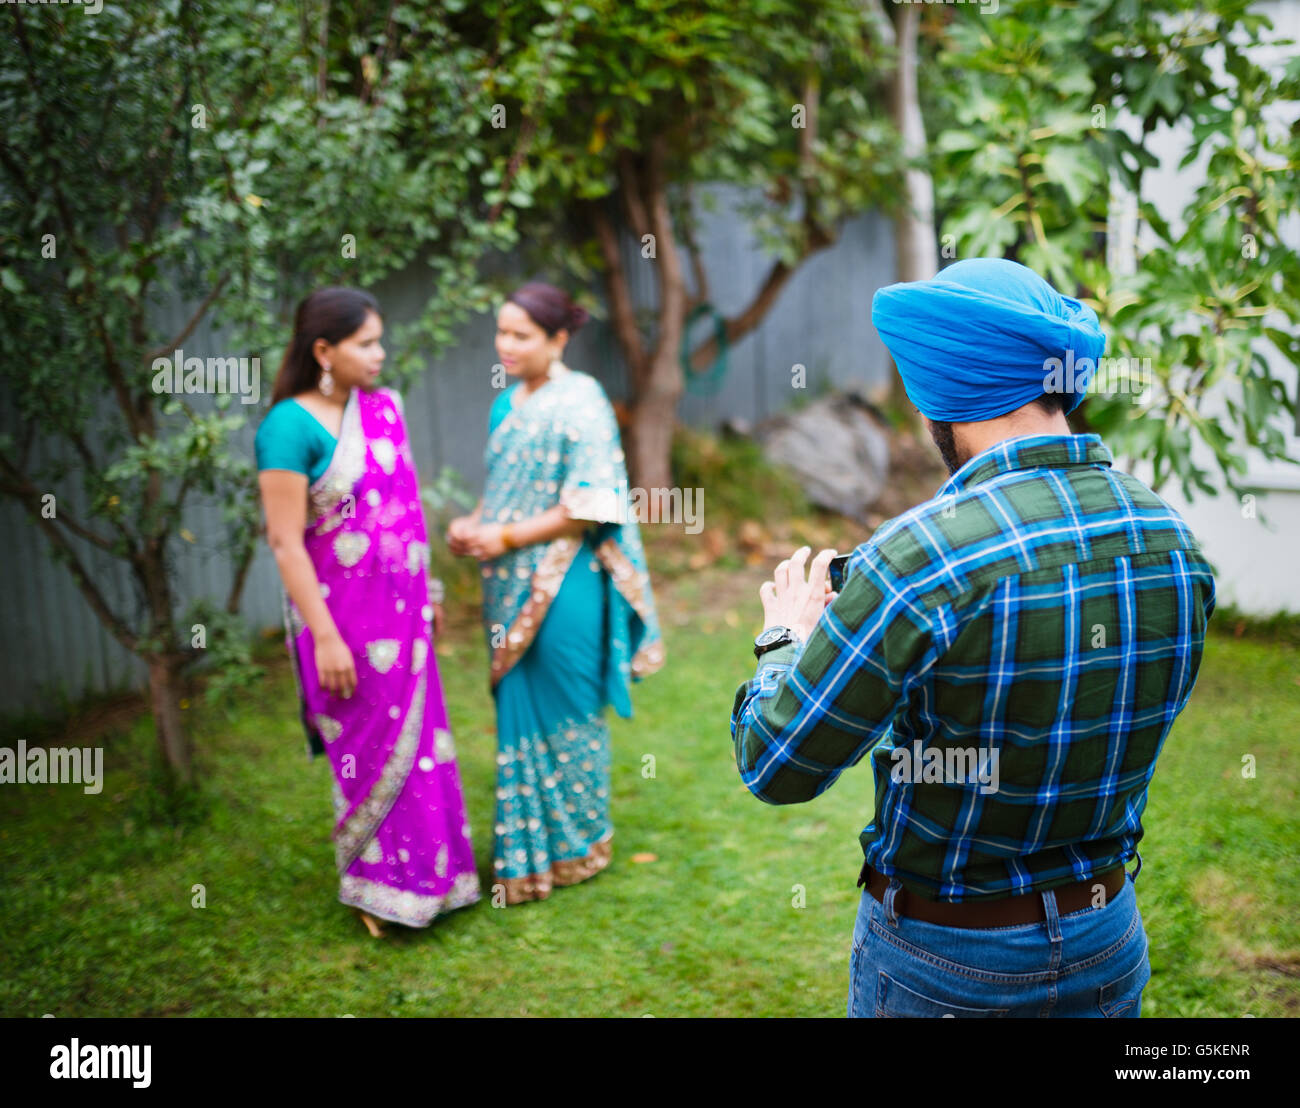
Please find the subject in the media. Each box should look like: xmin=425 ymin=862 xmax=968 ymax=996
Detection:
xmin=340 ymin=869 xmax=481 ymax=928
xmin=333 ymin=669 xmax=426 ymax=874
xmin=559 ymin=484 xmax=624 ymax=524
xmin=488 ymin=537 xmax=581 ymax=688
xmin=593 ymin=538 xmax=666 ymax=678
xmin=496 ymin=834 xmax=613 ymax=906
xmin=307 ymin=386 xmax=366 ymax=529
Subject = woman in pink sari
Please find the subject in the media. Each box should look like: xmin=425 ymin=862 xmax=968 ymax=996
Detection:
xmin=255 ymin=287 xmax=480 ymax=936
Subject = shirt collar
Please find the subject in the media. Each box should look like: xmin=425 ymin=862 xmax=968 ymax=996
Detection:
xmin=935 ymin=433 xmax=1113 ymax=498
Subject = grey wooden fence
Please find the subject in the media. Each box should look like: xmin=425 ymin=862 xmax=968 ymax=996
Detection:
xmin=0 ymin=185 xmax=896 ymax=715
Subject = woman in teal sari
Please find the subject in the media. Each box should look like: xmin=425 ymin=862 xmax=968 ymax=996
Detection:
xmin=447 ymin=282 xmax=664 ymax=904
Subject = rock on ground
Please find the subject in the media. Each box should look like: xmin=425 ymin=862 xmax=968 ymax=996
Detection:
xmin=756 ymin=392 xmax=893 ymax=521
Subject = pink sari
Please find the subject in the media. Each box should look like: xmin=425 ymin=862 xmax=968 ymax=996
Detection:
xmin=282 ymin=385 xmax=480 ymax=926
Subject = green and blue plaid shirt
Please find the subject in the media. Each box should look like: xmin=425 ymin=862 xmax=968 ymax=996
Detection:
xmin=731 ymin=433 xmax=1217 ymax=901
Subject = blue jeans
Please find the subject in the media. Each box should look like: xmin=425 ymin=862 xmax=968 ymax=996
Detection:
xmin=847 ymin=867 xmax=1150 ymax=1018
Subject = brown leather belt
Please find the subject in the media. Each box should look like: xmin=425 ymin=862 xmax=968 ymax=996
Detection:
xmin=860 ymin=863 xmax=1126 ymax=929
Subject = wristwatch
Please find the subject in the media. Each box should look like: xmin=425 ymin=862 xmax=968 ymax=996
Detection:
xmin=754 ymin=626 xmax=800 ymax=658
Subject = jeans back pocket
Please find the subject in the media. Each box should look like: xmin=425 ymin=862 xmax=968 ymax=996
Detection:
xmin=876 ymin=972 xmax=1010 ymax=1018
xmin=1097 ymin=954 xmax=1150 ymax=1018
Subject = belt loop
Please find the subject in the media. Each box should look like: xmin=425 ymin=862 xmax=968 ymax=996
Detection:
xmin=1129 ymin=850 xmax=1142 ymax=885
xmin=1042 ymin=887 xmax=1063 ymax=943
xmin=882 ymin=878 xmax=903 ymax=928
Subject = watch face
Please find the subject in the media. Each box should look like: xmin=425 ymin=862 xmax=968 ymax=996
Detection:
xmin=755 ymin=627 xmax=788 ymax=648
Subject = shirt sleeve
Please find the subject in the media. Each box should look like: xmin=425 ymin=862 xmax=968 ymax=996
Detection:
xmin=730 ymin=546 xmax=936 ymax=805
xmin=558 ymin=379 xmax=625 ymax=524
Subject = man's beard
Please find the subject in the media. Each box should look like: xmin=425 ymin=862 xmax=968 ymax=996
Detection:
xmin=928 ymin=419 xmax=964 ymax=476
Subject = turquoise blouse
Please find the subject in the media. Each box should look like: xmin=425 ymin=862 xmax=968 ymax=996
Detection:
xmin=254 ymin=398 xmax=338 ymax=482
xmin=488 ymin=384 xmax=519 ymax=438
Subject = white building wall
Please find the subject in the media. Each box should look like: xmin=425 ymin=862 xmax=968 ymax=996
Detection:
xmin=1123 ymin=0 xmax=1300 ymax=616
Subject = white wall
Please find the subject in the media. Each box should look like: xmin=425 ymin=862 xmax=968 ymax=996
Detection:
xmin=1119 ymin=0 xmax=1300 ymax=615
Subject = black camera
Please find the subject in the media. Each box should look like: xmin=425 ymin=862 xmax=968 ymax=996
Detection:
xmin=829 ymin=553 xmax=851 ymax=593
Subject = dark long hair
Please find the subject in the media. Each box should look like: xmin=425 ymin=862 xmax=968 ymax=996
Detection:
xmin=505 ymin=281 xmax=589 ymax=337
xmin=271 ymin=286 xmax=381 ymax=404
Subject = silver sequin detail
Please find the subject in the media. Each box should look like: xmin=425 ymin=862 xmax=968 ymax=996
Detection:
xmin=314 ymin=713 xmax=343 ymax=743
xmin=333 ymin=532 xmax=370 ymax=568
xmin=371 ymin=437 xmax=396 ymax=475
xmin=365 ymin=639 xmax=401 ymax=674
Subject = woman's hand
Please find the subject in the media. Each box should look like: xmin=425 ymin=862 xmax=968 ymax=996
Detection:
xmin=466 ymin=523 xmax=508 ymax=561
xmin=446 ymin=515 xmax=477 ymax=557
xmin=432 ymin=602 xmax=444 ymax=639
xmin=315 ymin=630 xmax=357 ymax=699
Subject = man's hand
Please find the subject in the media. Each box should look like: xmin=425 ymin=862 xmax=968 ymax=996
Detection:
xmin=759 ymin=546 xmax=838 ymax=643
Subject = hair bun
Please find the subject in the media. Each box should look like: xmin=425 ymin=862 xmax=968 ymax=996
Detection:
xmin=568 ymin=304 xmax=590 ymax=332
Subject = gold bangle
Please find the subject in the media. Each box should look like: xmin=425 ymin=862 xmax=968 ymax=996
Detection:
xmin=501 ymin=523 xmax=517 ymax=551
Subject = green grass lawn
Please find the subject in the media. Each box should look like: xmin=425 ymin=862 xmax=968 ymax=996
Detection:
xmin=1 ymin=564 xmax=1297 ymax=1017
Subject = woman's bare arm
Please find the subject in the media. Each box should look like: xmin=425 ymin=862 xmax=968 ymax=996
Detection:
xmin=462 ymin=503 xmax=587 ymax=559
xmin=506 ymin=503 xmax=588 ymax=547
xmin=258 ymin=470 xmax=343 ymax=643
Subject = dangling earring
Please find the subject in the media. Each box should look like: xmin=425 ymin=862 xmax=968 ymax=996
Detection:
xmin=319 ymin=363 xmax=334 ymax=397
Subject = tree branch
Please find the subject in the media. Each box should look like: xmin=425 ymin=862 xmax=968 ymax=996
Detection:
xmin=679 ymin=183 xmax=709 ymax=308
xmin=317 ymin=0 xmax=331 ymax=103
xmin=618 ymin=150 xmax=652 ymax=243
xmin=680 ymin=56 xmax=839 ymax=372
xmin=687 ymin=215 xmax=836 ymax=372
xmin=146 ymin=273 xmax=231 ymax=365
xmin=12 ymin=9 xmax=146 ymax=442
xmin=0 ymin=450 xmax=138 ymax=653
xmin=0 ymin=465 xmax=120 ymax=554
xmin=360 ymin=0 xmax=399 ymax=109
xmin=139 ymin=79 xmax=193 ymax=242
xmin=645 ymin=136 xmax=689 ymax=371
xmin=592 ymin=202 xmax=648 ymax=384
xmin=797 ymin=68 xmax=820 ymax=178
xmin=224 ymin=536 xmax=256 ymax=616
xmin=0 ymin=139 xmax=37 ymax=205
xmin=485 ymin=18 xmax=572 ymax=225
xmin=867 ymin=0 xmax=897 ymax=48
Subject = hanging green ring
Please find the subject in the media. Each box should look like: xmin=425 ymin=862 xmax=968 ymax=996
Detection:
xmin=681 ymin=302 xmax=730 ymax=396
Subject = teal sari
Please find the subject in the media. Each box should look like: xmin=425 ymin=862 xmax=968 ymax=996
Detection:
xmin=479 ymin=364 xmax=663 ymax=904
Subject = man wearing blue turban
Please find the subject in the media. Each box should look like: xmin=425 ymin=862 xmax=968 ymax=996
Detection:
xmin=731 ymin=258 xmax=1217 ymax=1019
xmin=874 ymin=257 xmax=1108 ymax=472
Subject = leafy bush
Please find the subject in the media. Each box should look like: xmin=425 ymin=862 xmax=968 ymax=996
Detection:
xmin=670 ymin=426 xmax=811 ymax=528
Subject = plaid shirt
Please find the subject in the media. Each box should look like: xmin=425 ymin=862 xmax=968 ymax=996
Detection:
xmin=731 ymin=434 xmax=1217 ymax=901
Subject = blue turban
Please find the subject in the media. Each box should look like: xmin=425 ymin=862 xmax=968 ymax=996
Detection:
xmin=871 ymin=258 xmax=1107 ymax=422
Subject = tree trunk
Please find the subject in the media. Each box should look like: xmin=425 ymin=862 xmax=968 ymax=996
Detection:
xmin=139 ymin=526 xmax=193 ymax=784
xmin=629 ymin=352 xmax=683 ymax=492
xmin=147 ymin=653 xmax=192 ymax=785
xmin=886 ymin=3 xmax=937 ymax=438
xmin=624 ymin=137 xmax=689 ymax=492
